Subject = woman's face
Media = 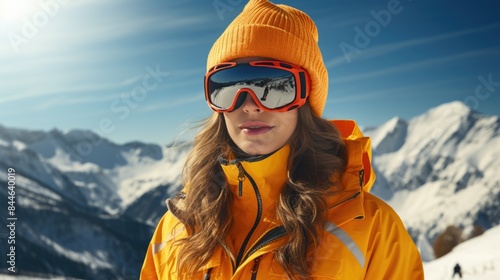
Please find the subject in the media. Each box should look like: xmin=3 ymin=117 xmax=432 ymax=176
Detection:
xmin=223 ymin=57 xmax=299 ymax=155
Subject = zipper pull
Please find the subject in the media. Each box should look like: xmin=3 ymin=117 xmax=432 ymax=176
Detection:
xmin=237 ymin=162 xmax=245 ymax=197
xmin=359 ymin=169 xmax=365 ymax=187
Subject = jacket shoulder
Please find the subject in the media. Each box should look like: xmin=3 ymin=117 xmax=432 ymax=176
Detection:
xmin=150 ymin=209 xmax=185 ymax=244
xmin=358 ymin=192 xmax=425 ymax=279
xmin=322 ymin=191 xmax=424 ymax=279
xmin=362 ymin=192 xmax=405 ymax=222
xmin=140 ymin=210 xmax=186 ymax=279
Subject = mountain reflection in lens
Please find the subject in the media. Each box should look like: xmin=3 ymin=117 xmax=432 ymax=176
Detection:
xmin=209 ymin=65 xmax=296 ymax=110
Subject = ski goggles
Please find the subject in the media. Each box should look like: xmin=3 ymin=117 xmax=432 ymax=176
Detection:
xmin=204 ymin=60 xmax=310 ymax=112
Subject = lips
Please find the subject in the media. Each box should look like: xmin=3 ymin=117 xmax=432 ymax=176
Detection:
xmin=239 ymin=121 xmax=273 ymax=135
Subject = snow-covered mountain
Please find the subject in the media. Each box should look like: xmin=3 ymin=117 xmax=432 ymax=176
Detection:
xmin=0 ymin=101 xmax=498 ymax=279
xmin=0 ymin=127 xmax=190 ymax=279
xmin=365 ymin=101 xmax=500 ymax=243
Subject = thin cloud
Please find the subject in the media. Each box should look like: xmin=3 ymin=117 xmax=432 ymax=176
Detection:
xmin=0 ymin=1 xmax=213 ymax=59
xmin=325 ymin=16 xmax=373 ymax=30
xmin=68 ymin=14 xmax=211 ymax=44
xmin=326 ymin=23 xmax=500 ymax=68
xmin=0 ymin=73 xmax=143 ymax=105
xmin=0 ymin=1 xmax=213 ymax=106
xmin=33 ymin=92 xmax=126 ymax=112
xmin=136 ymin=94 xmax=205 ymax=113
xmin=332 ymin=48 xmax=500 ymax=84
xmin=360 ymin=23 xmax=500 ymax=60
xmin=330 ymin=77 xmax=466 ymax=104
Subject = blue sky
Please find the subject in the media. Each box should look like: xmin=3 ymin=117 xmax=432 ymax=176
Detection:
xmin=1 ymin=0 xmax=499 ymax=145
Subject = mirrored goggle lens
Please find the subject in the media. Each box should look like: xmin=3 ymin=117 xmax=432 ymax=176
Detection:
xmin=208 ymin=64 xmax=296 ymax=110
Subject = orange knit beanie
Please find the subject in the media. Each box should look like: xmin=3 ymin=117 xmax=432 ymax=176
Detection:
xmin=207 ymin=0 xmax=328 ymax=117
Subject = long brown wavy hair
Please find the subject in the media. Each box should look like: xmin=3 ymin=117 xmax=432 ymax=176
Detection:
xmin=173 ymin=102 xmax=347 ymax=279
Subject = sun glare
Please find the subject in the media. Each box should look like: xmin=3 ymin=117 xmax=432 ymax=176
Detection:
xmin=1 ymin=0 xmax=36 ymax=21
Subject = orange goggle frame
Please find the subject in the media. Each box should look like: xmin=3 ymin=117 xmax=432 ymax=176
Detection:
xmin=204 ymin=60 xmax=310 ymax=112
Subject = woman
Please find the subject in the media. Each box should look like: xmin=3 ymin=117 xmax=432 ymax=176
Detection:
xmin=141 ymin=0 xmax=424 ymax=279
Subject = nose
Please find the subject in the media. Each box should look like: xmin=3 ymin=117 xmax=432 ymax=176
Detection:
xmin=240 ymin=92 xmax=262 ymax=113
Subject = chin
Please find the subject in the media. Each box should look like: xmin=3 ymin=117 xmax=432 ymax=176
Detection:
xmin=239 ymin=144 xmax=277 ymax=156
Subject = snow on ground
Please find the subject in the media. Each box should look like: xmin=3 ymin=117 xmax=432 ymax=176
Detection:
xmin=424 ymin=224 xmax=500 ymax=280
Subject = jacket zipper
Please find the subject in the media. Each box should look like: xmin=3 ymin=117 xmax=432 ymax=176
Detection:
xmin=235 ymin=162 xmax=263 ymax=269
xmin=245 ymin=227 xmax=287 ymax=279
xmin=243 ymin=226 xmax=287 ymax=262
xmin=237 ymin=163 xmax=245 ymax=197
xmin=250 ymin=256 xmax=262 ymax=280
xmin=203 ymin=268 xmax=213 ymax=280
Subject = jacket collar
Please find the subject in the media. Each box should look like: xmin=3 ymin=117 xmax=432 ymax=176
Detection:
xmin=326 ymin=120 xmax=376 ymax=226
xmin=219 ymin=145 xmax=290 ymax=203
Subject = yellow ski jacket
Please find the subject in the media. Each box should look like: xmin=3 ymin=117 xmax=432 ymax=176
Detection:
xmin=141 ymin=120 xmax=424 ymax=279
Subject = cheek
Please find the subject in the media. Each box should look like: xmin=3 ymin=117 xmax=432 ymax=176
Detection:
xmin=277 ymin=112 xmax=298 ymax=140
xmin=223 ymin=113 xmax=239 ymax=137
xmin=223 ymin=112 xmax=235 ymax=124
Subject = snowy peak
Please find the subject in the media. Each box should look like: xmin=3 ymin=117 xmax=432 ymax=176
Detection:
xmin=366 ymin=101 xmax=500 ymax=244
xmin=367 ymin=101 xmax=477 ymax=157
xmin=406 ymin=101 xmax=477 ymax=151
xmin=368 ymin=116 xmax=408 ymax=154
xmin=0 ymin=124 xmax=190 ymax=212
xmin=370 ymin=101 xmax=499 ymax=189
xmin=425 ymin=100 xmax=473 ymax=120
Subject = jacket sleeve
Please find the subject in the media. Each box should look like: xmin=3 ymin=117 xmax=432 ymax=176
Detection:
xmin=141 ymin=241 xmax=159 ymax=280
xmin=140 ymin=214 xmax=167 ymax=280
xmin=363 ymin=193 xmax=425 ymax=280
xmin=140 ymin=210 xmax=188 ymax=280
